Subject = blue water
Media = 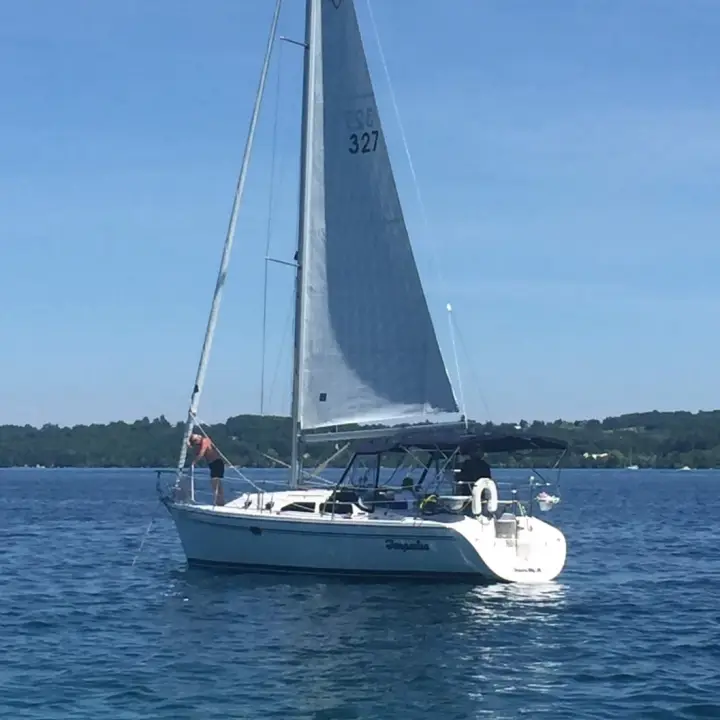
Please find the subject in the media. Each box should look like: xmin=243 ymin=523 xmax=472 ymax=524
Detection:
xmin=1 ymin=467 xmax=718 ymax=719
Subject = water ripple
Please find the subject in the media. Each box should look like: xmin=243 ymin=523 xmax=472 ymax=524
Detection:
xmin=0 ymin=467 xmax=718 ymax=719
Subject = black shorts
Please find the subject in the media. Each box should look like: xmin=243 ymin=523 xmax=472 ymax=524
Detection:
xmin=208 ymin=458 xmax=225 ymax=479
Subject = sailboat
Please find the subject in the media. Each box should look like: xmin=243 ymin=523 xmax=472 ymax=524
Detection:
xmin=626 ymin=448 xmax=639 ymax=470
xmin=159 ymin=0 xmax=568 ymax=583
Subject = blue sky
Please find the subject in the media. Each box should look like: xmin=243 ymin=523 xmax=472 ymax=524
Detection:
xmin=2 ymin=0 xmax=719 ymax=427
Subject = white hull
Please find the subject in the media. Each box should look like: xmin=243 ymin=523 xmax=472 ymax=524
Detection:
xmin=165 ymin=490 xmax=566 ymax=584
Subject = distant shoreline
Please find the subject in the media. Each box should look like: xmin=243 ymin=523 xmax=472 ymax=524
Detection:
xmin=2 ymin=464 xmax=711 ymax=472
xmin=2 ymin=410 xmax=719 ymax=470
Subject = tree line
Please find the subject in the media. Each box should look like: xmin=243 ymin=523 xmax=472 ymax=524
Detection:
xmin=1 ymin=410 xmax=720 ymax=469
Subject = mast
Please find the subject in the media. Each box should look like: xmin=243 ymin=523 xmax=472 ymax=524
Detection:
xmin=174 ymin=0 xmax=284 ymax=487
xmin=289 ymin=0 xmax=316 ymax=488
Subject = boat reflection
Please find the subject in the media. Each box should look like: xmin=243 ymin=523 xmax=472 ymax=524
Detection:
xmin=160 ymin=566 xmax=569 ymax=716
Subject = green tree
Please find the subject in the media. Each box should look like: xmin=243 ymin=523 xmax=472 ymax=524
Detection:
xmin=4 ymin=409 xmax=720 ymax=469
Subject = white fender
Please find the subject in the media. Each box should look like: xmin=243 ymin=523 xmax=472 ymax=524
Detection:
xmin=471 ymin=477 xmax=499 ymax=515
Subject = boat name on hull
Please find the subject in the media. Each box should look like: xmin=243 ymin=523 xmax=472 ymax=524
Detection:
xmin=385 ymin=539 xmax=430 ymax=552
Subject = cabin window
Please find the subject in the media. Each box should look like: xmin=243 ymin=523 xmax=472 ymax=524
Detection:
xmin=279 ymin=501 xmax=316 ymax=513
xmin=319 ymin=502 xmax=355 ymax=515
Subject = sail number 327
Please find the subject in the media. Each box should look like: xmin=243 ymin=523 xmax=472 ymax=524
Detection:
xmin=346 ymin=107 xmax=379 ymax=154
xmin=349 ymin=130 xmax=379 ymax=154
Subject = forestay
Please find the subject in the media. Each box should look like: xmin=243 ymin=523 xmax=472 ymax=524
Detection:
xmin=298 ymin=0 xmax=458 ymax=431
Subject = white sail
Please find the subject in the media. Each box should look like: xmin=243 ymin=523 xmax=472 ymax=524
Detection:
xmin=297 ymin=0 xmax=459 ymax=431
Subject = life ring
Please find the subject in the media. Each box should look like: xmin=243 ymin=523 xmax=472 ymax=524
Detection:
xmin=472 ymin=477 xmax=499 ymax=515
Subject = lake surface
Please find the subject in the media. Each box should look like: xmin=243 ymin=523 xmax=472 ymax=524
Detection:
xmin=0 ymin=467 xmax=718 ymax=719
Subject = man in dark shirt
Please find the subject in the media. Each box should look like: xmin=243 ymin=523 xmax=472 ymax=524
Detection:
xmin=456 ymin=452 xmax=492 ymax=496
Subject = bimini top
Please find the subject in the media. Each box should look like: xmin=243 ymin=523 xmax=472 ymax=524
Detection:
xmin=353 ymin=423 xmax=568 ymax=456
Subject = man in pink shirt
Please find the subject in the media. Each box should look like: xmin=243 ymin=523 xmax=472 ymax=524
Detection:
xmin=188 ymin=434 xmax=226 ymax=506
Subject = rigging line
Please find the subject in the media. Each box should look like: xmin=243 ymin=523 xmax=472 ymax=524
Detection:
xmin=258 ymin=452 xmax=337 ymax=486
xmin=313 ymin=442 xmax=350 ymax=476
xmin=446 ymin=304 xmax=467 ymax=427
xmin=175 ymin=0 xmax=284 ymax=479
xmin=364 ymin=0 xmax=464 ymax=408
xmin=131 ymin=501 xmax=162 ymax=569
xmin=266 ymin=285 xmax=295 ymax=413
xmin=450 ymin=310 xmax=493 ymax=422
xmin=364 ymin=0 xmax=435 ymax=267
xmin=260 ymin=38 xmax=285 ymax=416
xmin=186 ymin=468 xmax=289 ymax=488
xmin=260 ymin=442 xmax=350 ymax=484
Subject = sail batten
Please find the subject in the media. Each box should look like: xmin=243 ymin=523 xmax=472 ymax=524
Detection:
xmin=297 ymin=0 xmax=458 ymax=432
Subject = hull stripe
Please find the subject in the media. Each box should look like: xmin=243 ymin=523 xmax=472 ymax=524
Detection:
xmin=186 ymin=557 xmax=499 ymax=583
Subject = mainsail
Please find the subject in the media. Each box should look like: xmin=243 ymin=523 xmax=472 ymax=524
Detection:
xmin=297 ymin=0 xmax=459 ymax=431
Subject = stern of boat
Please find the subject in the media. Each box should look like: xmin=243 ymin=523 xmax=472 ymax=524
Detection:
xmin=452 ymin=513 xmax=566 ymax=583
